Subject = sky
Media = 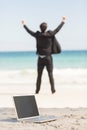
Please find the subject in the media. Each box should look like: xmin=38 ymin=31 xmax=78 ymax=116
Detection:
xmin=0 ymin=0 xmax=87 ymax=51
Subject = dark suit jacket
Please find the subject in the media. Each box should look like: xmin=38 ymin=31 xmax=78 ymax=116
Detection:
xmin=24 ymin=21 xmax=64 ymax=55
xmin=51 ymin=36 xmax=61 ymax=54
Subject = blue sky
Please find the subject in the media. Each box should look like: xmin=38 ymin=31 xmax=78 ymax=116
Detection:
xmin=0 ymin=0 xmax=87 ymax=51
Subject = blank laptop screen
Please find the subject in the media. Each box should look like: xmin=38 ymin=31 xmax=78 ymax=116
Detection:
xmin=13 ymin=95 xmax=39 ymax=119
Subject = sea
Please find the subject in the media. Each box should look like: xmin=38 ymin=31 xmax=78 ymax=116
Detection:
xmin=0 ymin=50 xmax=87 ymax=70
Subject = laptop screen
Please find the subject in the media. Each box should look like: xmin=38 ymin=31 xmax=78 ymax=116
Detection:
xmin=13 ymin=95 xmax=39 ymax=119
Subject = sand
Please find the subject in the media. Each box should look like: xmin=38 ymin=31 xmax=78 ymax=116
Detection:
xmin=0 ymin=69 xmax=87 ymax=129
xmin=0 ymin=108 xmax=87 ymax=130
xmin=0 ymin=92 xmax=87 ymax=130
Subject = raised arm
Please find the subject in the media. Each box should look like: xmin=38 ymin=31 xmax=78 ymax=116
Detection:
xmin=22 ymin=20 xmax=36 ymax=37
xmin=52 ymin=16 xmax=66 ymax=35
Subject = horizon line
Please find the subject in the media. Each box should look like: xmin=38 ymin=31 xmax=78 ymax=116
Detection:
xmin=0 ymin=49 xmax=87 ymax=53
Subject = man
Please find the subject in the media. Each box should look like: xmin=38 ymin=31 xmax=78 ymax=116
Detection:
xmin=22 ymin=16 xmax=66 ymax=94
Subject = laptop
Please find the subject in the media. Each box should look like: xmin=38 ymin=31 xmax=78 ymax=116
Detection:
xmin=13 ymin=95 xmax=58 ymax=123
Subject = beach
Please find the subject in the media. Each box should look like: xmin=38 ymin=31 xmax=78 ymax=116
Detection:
xmin=0 ymin=51 xmax=87 ymax=129
xmin=0 ymin=68 xmax=87 ymax=129
xmin=0 ymin=108 xmax=87 ymax=130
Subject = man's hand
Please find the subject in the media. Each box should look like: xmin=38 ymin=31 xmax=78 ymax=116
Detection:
xmin=62 ymin=16 xmax=66 ymax=23
xmin=22 ymin=20 xmax=26 ymax=25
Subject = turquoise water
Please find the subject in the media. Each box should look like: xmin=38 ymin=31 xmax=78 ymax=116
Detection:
xmin=0 ymin=50 xmax=87 ymax=70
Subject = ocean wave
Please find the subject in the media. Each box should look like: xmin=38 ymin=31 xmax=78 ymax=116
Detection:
xmin=0 ymin=68 xmax=87 ymax=85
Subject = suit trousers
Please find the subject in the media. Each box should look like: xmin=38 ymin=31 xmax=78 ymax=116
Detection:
xmin=36 ymin=55 xmax=55 ymax=93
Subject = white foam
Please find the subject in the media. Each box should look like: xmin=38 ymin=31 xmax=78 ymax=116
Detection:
xmin=0 ymin=69 xmax=87 ymax=108
xmin=0 ymin=68 xmax=87 ymax=85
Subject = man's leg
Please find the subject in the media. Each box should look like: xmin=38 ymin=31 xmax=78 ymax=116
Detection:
xmin=46 ymin=56 xmax=56 ymax=93
xmin=48 ymin=71 xmax=55 ymax=93
xmin=35 ymin=57 xmax=44 ymax=94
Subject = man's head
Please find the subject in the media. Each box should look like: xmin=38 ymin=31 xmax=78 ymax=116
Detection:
xmin=40 ymin=22 xmax=47 ymax=32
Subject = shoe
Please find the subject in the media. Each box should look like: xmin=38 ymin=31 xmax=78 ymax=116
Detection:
xmin=52 ymin=90 xmax=56 ymax=94
xmin=35 ymin=90 xmax=39 ymax=94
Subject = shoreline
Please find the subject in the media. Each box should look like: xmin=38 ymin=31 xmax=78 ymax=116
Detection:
xmin=0 ymin=84 xmax=87 ymax=108
xmin=0 ymin=68 xmax=87 ymax=108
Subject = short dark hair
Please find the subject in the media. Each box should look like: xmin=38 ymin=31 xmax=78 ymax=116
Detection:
xmin=40 ymin=22 xmax=47 ymax=32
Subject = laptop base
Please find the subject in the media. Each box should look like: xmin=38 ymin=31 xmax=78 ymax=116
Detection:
xmin=22 ymin=115 xmax=58 ymax=123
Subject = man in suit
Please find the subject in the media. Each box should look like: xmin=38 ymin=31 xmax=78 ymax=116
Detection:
xmin=22 ymin=16 xmax=66 ymax=94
